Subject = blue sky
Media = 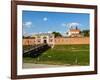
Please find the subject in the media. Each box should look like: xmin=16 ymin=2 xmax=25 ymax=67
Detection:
xmin=22 ymin=10 xmax=90 ymax=35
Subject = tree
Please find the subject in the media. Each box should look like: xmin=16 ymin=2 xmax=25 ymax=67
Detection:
xmin=23 ymin=36 xmax=31 ymax=39
xmin=52 ymin=32 xmax=62 ymax=38
xmin=81 ymin=30 xmax=90 ymax=37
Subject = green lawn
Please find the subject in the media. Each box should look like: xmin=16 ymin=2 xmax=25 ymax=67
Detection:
xmin=23 ymin=44 xmax=90 ymax=66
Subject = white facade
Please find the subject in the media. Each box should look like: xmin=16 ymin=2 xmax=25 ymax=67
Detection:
xmin=32 ymin=33 xmax=55 ymax=48
xmin=67 ymin=29 xmax=80 ymax=37
xmin=68 ymin=31 xmax=80 ymax=36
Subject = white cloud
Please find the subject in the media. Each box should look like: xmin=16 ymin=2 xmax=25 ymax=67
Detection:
xmin=23 ymin=31 xmax=26 ymax=34
xmin=62 ymin=22 xmax=81 ymax=28
xmin=61 ymin=23 xmax=67 ymax=27
xmin=67 ymin=22 xmax=81 ymax=28
xmin=43 ymin=17 xmax=48 ymax=21
xmin=23 ymin=21 xmax=32 ymax=28
xmin=48 ymin=31 xmax=52 ymax=33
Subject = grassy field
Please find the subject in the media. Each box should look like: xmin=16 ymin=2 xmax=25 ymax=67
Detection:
xmin=23 ymin=44 xmax=90 ymax=66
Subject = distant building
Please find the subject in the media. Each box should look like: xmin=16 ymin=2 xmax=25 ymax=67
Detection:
xmin=68 ymin=26 xmax=82 ymax=37
xmin=31 ymin=33 xmax=54 ymax=48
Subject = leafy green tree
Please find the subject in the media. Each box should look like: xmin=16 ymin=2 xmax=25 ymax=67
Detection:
xmin=52 ymin=32 xmax=62 ymax=38
xmin=81 ymin=30 xmax=90 ymax=37
xmin=23 ymin=36 xmax=31 ymax=39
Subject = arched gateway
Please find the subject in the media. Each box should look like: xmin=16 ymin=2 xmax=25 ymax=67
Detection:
xmin=32 ymin=33 xmax=55 ymax=48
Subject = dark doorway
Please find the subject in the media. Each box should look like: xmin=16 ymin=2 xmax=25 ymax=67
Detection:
xmin=44 ymin=40 xmax=47 ymax=44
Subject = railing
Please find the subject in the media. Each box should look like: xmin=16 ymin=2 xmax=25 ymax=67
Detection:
xmin=23 ymin=44 xmax=50 ymax=57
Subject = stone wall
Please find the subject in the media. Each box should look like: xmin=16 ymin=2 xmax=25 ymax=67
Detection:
xmin=54 ymin=37 xmax=89 ymax=45
xmin=23 ymin=39 xmax=35 ymax=45
xmin=23 ymin=37 xmax=89 ymax=45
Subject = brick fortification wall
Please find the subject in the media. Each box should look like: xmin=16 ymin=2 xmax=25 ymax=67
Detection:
xmin=23 ymin=39 xmax=35 ymax=45
xmin=23 ymin=37 xmax=89 ymax=45
xmin=54 ymin=37 xmax=89 ymax=45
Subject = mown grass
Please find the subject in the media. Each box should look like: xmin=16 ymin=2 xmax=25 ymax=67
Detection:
xmin=23 ymin=44 xmax=89 ymax=66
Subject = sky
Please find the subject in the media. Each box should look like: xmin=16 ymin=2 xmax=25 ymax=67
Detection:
xmin=22 ymin=10 xmax=90 ymax=36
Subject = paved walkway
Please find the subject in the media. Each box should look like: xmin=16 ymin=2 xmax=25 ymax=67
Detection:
xmin=23 ymin=63 xmax=66 ymax=69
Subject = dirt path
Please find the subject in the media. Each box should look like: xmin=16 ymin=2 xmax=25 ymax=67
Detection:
xmin=23 ymin=63 xmax=66 ymax=69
